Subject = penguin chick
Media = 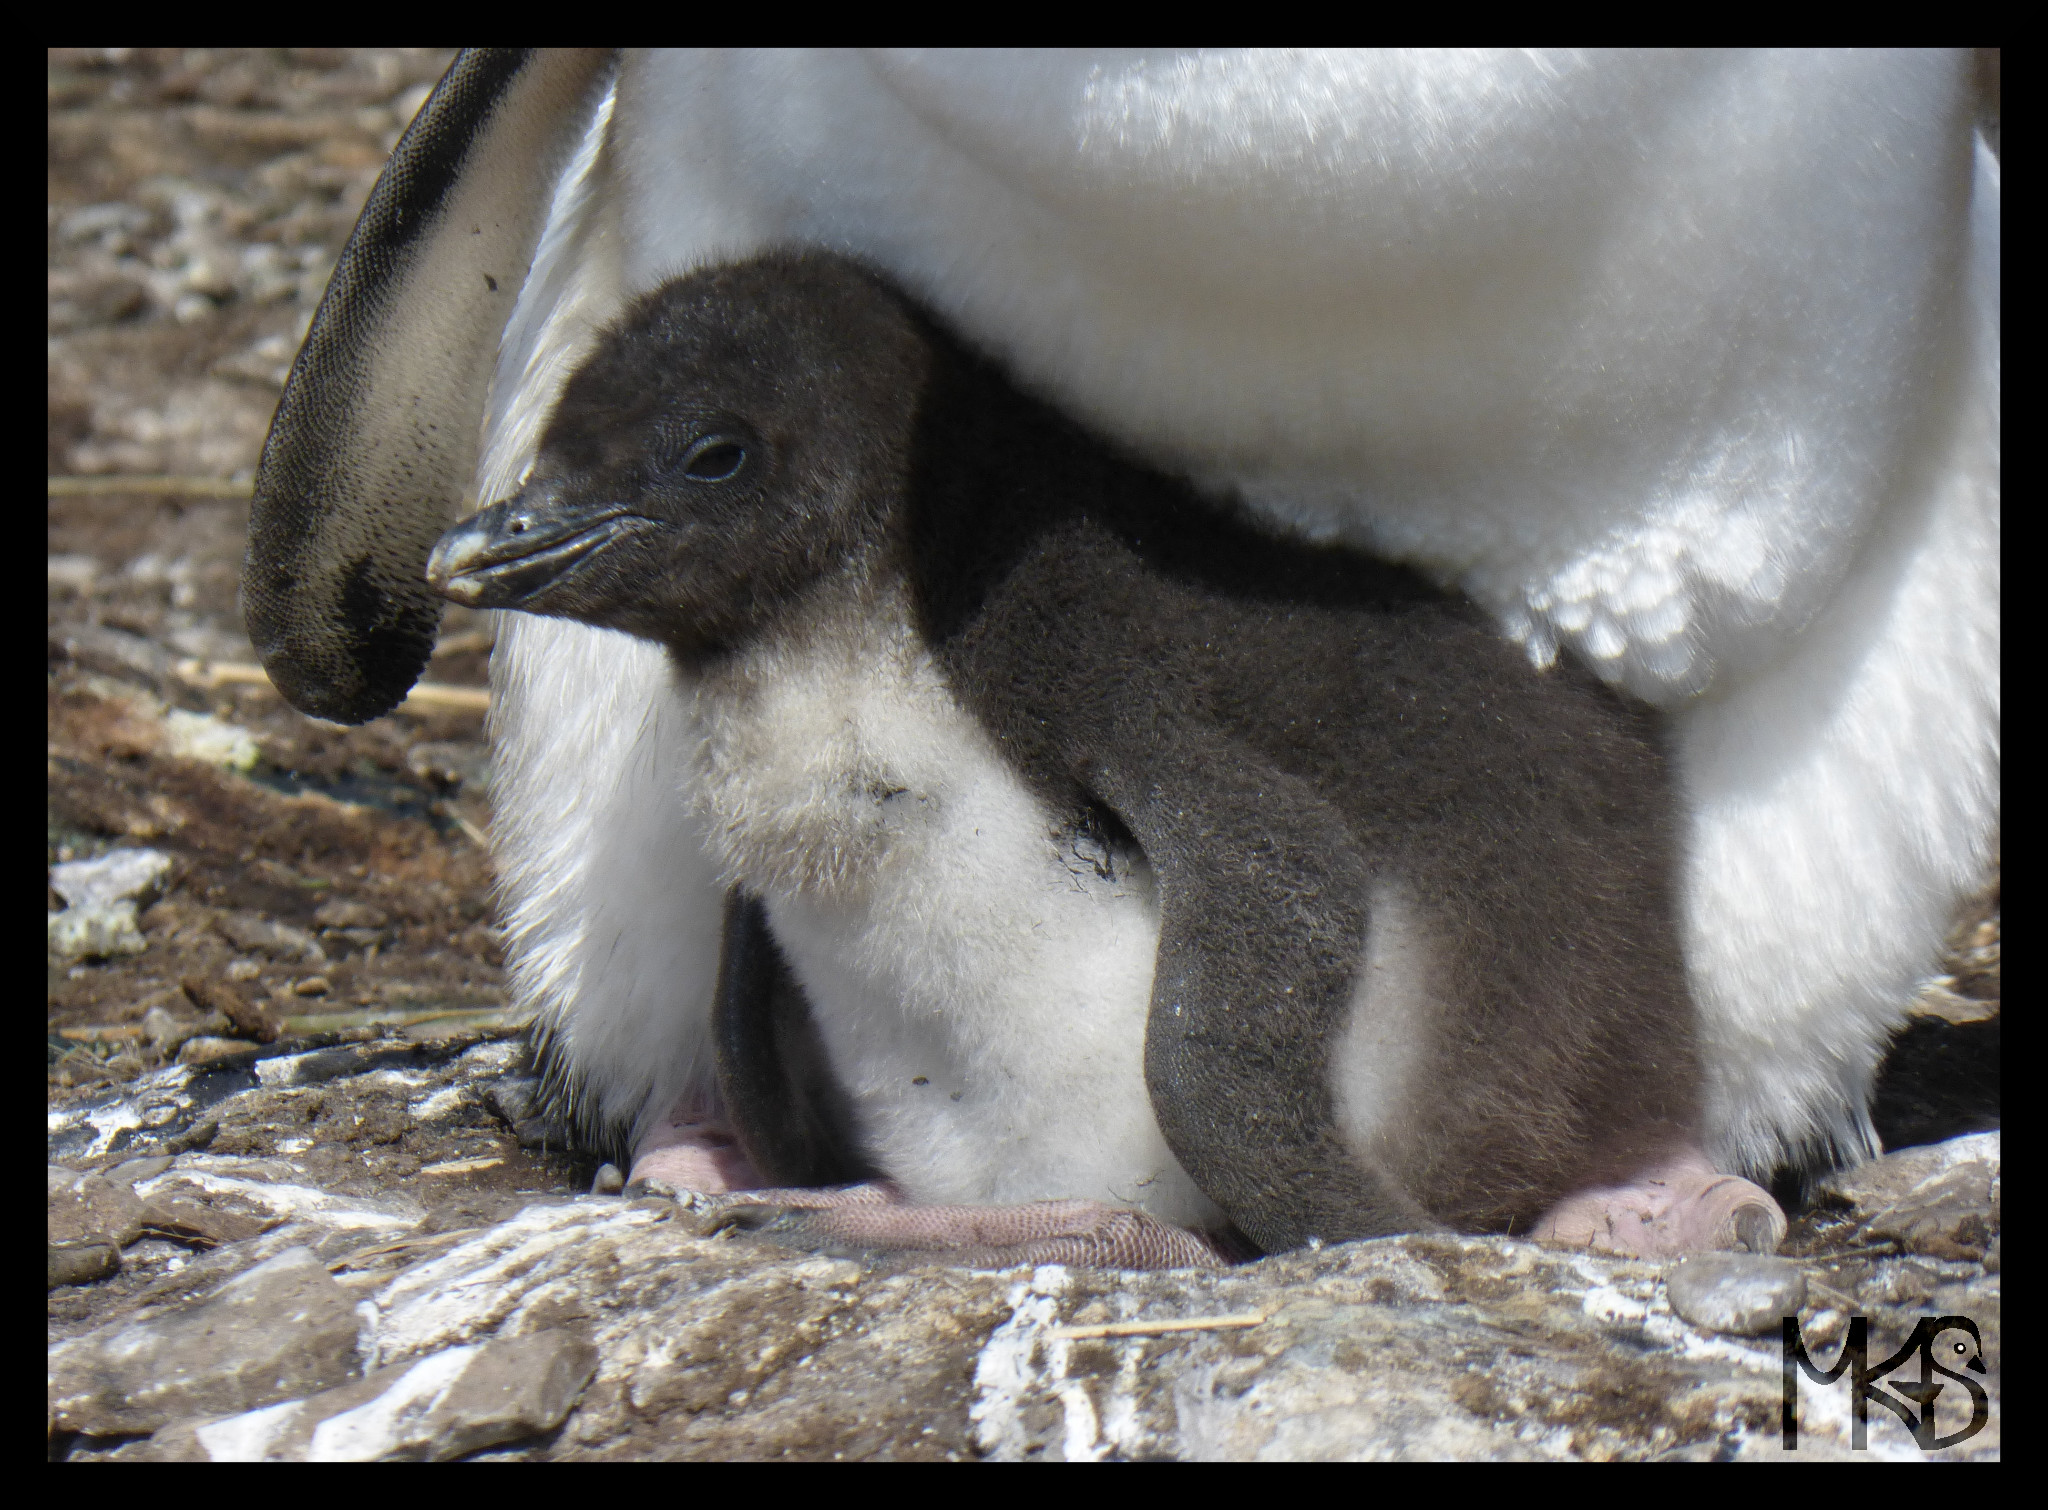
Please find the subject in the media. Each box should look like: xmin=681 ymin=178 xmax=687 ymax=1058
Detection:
xmin=428 ymin=250 xmax=1784 ymax=1261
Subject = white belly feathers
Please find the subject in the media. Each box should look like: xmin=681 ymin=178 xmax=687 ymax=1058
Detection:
xmin=686 ymin=605 xmax=1225 ymax=1229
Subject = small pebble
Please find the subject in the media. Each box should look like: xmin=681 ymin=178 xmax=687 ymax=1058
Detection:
xmin=47 ymin=554 xmax=100 ymax=595
xmin=142 ymin=1003 xmax=200 ymax=1055
xmin=49 ymin=1242 xmax=121 ymax=1289
xmin=293 ymin=975 xmax=332 ymax=997
xmin=406 ymin=740 xmax=490 ymax=791
xmin=177 ymin=1036 xmax=254 ymax=1066
xmin=1801 ymin=1308 xmax=1849 ymax=1347
xmin=161 ymin=708 xmax=263 ymax=769
xmin=225 ymin=959 xmax=262 ymax=982
xmin=482 ymin=1079 xmax=534 ymax=1126
xmin=512 ymin=1117 xmax=559 ymax=1150
xmin=591 ymin=1163 xmax=625 ymax=1196
xmin=163 ymin=1119 xmax=219 ymax=1154
xmin=48 ymin=901 xmax=148 ymax=962
xmin=1666 ymin=1252 xmax=1807 ymax=1336
xmin=213 ymin=912 xmax=326 ymax=965
xmin=50 ymin=847 xmax=173 ymax=910
xmin=182 ymin=974 xmax=280 ymax=1043
xmin=313 ymin=898 xmax=388 ymax=931
xmin=104 ymin=1155 xmax=175 ymax=1187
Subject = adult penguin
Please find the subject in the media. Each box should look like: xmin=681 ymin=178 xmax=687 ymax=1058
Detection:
xmin=245 ymin=49 xmax=2000 ymax=1200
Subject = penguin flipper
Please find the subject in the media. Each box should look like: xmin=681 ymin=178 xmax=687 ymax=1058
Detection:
xmin=1085 ymin=736 xmax=1440 ymax=1256
xmin=242 ymin=48 xmax=613 ymax=722
xmin=1090 ymin=717 xmax=1785 ymax=1259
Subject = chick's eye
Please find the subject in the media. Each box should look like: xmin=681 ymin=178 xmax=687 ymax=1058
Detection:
xmin=679 ymin=437 xmax=748 ymax=483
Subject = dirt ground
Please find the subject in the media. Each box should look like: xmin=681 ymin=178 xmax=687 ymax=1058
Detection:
xmin=47 ymin=48 xmax=1998 ymax=1167
xmin=46 ymin=49 xmax=518 ymax=1094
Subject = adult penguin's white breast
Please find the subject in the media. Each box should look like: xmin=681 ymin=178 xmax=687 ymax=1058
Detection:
xmin=470 ymin=49 xmax=1996 ymax=1173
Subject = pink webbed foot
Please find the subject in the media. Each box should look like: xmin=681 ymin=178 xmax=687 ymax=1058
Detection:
xmin=703 ymin=1186 xmax=1234 ymax=1270
xmin=624 ymin=1098 xmax=1228 ymax=1268
xmin=1532 ymin=1148 xmax=1788 ymax=1257
xmin=624 ymin=1096 xmax=763 ymax=1195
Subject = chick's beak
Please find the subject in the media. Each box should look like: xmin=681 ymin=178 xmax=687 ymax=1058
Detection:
xmin=426 ymin=486 xmax=636 ymax=609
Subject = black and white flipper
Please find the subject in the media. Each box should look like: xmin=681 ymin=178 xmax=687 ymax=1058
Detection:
xmin=244 ymin=49 xmax=613 ymax=723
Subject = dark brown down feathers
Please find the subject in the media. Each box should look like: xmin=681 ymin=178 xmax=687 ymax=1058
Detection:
xmin=463 ymin=252 xmax=1705 ymax=1253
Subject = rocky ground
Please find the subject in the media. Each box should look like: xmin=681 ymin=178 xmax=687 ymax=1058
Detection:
xmin=47 ymin=1034 xmax=2002 ymax=1461
xmin=48 ymin=49 xmax=2001 ymax=1462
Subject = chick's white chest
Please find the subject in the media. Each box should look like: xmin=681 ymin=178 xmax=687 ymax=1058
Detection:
xmin=686 ymin=621 xmax=1219 ymax=1226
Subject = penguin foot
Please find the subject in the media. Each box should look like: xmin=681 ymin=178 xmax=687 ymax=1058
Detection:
xmin=623 ymin=1100 xmax=764 ymax=1196
xmin=1531 ymin=1148 xmax=1787 ymax=1257
xmin=704 ymin=1189 xmax=1233 ymax=1270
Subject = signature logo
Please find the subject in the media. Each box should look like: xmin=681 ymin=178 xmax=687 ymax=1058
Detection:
xmin=1782 ymin=1314 xmax=1989 ymax=1450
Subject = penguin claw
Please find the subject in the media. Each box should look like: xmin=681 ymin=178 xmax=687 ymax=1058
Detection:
xmin=1733 ymin=1199 xmax=1787 ymax=1256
